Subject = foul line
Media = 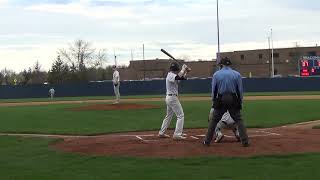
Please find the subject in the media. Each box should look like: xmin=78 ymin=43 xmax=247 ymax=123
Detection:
xmin=190 ymin=136 xmax=199 ymax=140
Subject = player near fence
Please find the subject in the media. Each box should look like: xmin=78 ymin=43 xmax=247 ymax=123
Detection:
xmin=203 ymin=57 xmax=250 ymax=147
xmin=158 ymin=62 xmax=191 ymax=140
xmin=49 ymin=87 xmax=55 ymax=99
xmin=112 ymin=65 xmax=120 ymax=104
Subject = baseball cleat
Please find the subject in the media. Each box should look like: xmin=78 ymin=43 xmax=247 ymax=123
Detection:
xmin=173 ymin=135 xmax=187 ymax=140
xmin=158 ymin=134 xmax=170 ymax=138
xmin=233 ymin=129 xmax=241 ymax=142
xmin=242 ymin=141 xmax=250 ymax=147
xmin=202 ymin=141 xmax=210 ymax=147
xmin=214 ymin=132 xmax=224 ymax=143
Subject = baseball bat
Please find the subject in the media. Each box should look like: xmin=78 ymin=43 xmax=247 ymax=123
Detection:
xmin=161 ymin=49 xmax=177 ymax=61
xmin=160 ymin=49 xmax=191 ymax=72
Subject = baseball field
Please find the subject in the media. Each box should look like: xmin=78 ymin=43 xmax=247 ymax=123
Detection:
xmin=1 ymin=93 xmax=320 ymax=179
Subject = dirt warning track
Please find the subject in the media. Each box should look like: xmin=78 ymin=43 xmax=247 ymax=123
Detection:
xmin=1 ymin=95 xmax=320 ymax=107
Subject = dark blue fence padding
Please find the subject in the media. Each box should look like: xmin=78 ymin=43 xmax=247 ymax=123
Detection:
xmin=1 ymin=77 xmax=320 ymax=99
xmin=242 ymin=77 xmax=320 ymax=92
xmin=179 ymin=79 xmax=211 ymax=94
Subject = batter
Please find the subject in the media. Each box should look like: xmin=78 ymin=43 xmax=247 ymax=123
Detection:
xmin=158 ymin=62 xmax=190 ymax=140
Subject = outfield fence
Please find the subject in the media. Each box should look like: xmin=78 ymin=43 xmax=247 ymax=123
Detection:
xmin=0 ymin=77 xmax=320 ymax=99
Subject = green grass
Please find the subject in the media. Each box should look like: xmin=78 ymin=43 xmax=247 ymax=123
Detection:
xmin=0 ymin=136 xmax=320 ymax=180
xmin=1 ymin=99 xmax=320 ymax=179
xmin=242 ymin=99 xmax=320 ymax=128
xmin=0 ymin=99 xmax=320 ymax=134
xmin=1 ymin=91 xmax=320 ymax=103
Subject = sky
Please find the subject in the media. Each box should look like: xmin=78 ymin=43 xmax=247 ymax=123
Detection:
xmin=0 ymin=0 xmax=320 ymax=72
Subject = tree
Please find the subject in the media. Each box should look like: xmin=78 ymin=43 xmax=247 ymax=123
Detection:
xmin=29 ymin=61 xmax=47 ymax=84
xmin=57 ymin=39 xmax=108 ymax=82
xmin=48 ymin=55 xmax=69 ymax=84
xmin=58 ymin=39 xmax=107 ymax=71
xmin=95 ymin=49 xmax=108 ymax=68
xmin=0 ymin=71 xmax=3 ymax=85
xmin=0 ymin=68 xmax=15 ymax=85
xmin=21 ymin=68 xmax=32 ymax=85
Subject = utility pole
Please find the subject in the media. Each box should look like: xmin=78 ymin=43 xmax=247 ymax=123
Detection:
xmin=216 ymin=0 xmax=221 ymax=65
xmin=143 ymin=44 xmax=145 ymax=80
xmin=268 ymin=37 xmax=271 ymax=77
xmin=113 ymin=49 xmax=117 ymax=66
xmin=271 ymin=28 xmax=274 ymax=78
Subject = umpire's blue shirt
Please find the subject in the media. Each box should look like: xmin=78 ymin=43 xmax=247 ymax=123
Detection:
xmin=211 ymin=66 xmax=243 ymax=103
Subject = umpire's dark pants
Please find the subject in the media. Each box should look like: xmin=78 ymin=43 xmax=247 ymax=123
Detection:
xmin=204 ymin=94 xmax=249 ymax=145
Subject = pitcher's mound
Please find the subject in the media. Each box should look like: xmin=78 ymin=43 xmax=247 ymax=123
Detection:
xmin=70 ymin=103 xmax=160 ymax=111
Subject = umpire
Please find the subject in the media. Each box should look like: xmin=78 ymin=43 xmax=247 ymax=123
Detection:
xmin=203 ymin=57 xmax=250 ymax=147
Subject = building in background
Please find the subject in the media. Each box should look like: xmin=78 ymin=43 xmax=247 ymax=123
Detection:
xmin=118 ymin=59 xmax=216 ymax=80
xmin=220 ymin=46 xmax=320 ymax=77
xmin=118 ymin=46 xmax=320 ymax=80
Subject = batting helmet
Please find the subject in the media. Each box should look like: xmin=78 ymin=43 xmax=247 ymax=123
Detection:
xmin=219 ymin=57 xmax=232 ymax=66
xmin=169 ymin=62 xmax=180 ymax=71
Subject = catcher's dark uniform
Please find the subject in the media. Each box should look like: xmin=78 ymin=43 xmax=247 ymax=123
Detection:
xmin=203 ymin=58 xmax=249 ymax=147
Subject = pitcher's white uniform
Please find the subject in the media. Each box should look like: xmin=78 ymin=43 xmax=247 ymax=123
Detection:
xmin=112 ymin=69 xmax=120 ymax=103
xmin=159 ymin=71 xmax=185 ymax=138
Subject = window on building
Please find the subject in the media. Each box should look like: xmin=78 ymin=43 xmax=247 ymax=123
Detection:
xmin=240 ymin=54 xmax=245 ymax=60
xmin=259 ymin=54 xmax=263 ymax=59
xmin=308 ymin=51 xmax=316 ymax=56
xmin=289 ymin=52 xmax=296 ymax=57
xmin=271 ymin=53 xmax=279 ymax=58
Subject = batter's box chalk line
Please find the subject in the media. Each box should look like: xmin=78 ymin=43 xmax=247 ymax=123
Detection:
xmin=116 ymin=131 xmax=281 ymax=142
xmin=117 ymin=133 xmax=200 ymax=141
xmin=195 ymin=130 xmax=281 ymax=139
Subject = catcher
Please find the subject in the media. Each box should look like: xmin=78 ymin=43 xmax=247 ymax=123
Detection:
xmin=208 ymin=108 xmax=240 ymax=143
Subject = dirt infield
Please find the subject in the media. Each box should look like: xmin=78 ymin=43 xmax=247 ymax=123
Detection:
xmin=70 ymin=103 xmax=160 ymax=111
xmin=48 ymin=120 xmax=320 ymax=158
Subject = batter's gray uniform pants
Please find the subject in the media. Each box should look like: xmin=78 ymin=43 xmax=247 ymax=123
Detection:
xmin=159 ymin=95 xmax=184 ymax=137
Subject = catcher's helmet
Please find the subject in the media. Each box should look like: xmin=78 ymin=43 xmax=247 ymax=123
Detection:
xmin=219 ymin=57 xmax=232 ymax=66
xmin=169 ymin=62 xmax=180 ymax=71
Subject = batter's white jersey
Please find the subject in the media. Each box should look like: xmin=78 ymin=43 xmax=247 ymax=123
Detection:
xmin=113 ymin=70 xmax=120 ymax=84
xmin=159 ymin=71 xmax=185 ymax=137
xmin=166 ymin=72 xmax=179 ymax=95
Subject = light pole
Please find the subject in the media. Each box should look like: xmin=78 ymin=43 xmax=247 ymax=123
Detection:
xmin=268 ymin=37 xmax=272 ymax=76
xmin=143 ymin=44 xmax=145 ymax=80
xmin=113 ymin=49 xmax=117 ymax=66
xmin=216 ymin=0 xmax=221 ymax=64
xmin=271 ymin=28 xmax=274 ymax=78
